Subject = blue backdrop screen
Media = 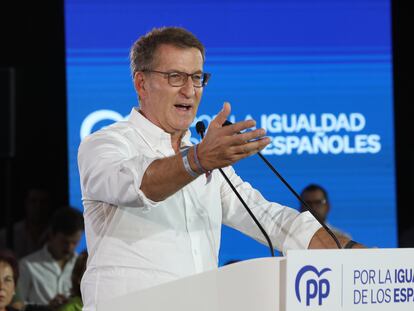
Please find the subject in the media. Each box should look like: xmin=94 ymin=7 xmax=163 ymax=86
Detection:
xmin=65 ymin=0 xmax=396 ymax=263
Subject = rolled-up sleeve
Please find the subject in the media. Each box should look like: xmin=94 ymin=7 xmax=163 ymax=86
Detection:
xmin=220 ymin=166 xmax=321 ymax=254
xmin=78 ymin=130 xmax=160 ymax=208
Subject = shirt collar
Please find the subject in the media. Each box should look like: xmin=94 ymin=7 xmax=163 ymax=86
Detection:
xmin=127 ymin=107 xmax=193 ymax=154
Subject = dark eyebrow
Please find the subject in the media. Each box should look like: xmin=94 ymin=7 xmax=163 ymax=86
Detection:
xmin=166 ymin=70 xmax=203 ymax=74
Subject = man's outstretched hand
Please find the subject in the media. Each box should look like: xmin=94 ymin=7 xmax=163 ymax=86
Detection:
xmin=197 ymin=102 xmax=271 ymax=170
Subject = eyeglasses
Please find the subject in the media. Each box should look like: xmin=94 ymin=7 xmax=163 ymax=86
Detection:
xmin=142 ymin=70 xmax=211 ymax=88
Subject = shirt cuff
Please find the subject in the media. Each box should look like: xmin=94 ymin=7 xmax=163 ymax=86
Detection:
xmin=282 ymin=211 xmax=322 ymax=255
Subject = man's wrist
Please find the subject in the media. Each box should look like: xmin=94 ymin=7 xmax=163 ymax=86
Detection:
xmin=181 ymin=147 xmax=200 ymax=177
xmin=193 ymin=144 xmax=211 ymax=174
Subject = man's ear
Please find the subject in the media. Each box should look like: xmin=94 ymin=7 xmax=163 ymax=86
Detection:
xmin=134 ymin=72 xmax=146 ymax=97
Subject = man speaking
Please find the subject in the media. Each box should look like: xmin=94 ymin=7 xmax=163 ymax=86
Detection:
xmin=78 ymin=26 xmax=359 ymax=311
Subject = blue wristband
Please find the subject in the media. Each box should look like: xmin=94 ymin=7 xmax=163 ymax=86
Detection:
xmin=193 ymin=144 xmax=211 ymax=174
xmin=181 ymin=147 xmax=199 ymax=178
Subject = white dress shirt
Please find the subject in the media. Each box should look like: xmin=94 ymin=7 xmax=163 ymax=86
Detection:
xmin=78 ymin=107 xmax=321 ymax=311
xmin=18 ymin=244 xmax=77 ymax=305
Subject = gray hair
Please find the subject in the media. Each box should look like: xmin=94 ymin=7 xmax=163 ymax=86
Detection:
xmin=129 ymin=26 xmax=205 ymax=77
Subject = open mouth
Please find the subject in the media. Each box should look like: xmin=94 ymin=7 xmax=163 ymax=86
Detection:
xmin=174 ymin=104 xmax=192 ymax=111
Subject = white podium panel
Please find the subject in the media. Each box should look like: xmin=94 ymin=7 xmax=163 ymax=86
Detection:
xmin=286 ymin=248 xmax=414 ymax=311
xmin=98 ymin=248 xmax=414 ymax=311
xmin=98 ymin=257 xmax=285 ymax=311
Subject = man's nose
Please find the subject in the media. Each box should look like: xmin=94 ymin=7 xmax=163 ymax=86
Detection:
xmin=179 ymin=77 xmax=195 ymax=97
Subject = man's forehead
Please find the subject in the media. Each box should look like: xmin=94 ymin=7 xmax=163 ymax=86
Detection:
xmin=54 ymin=230 xmax=83 ymax=240
xmin=152 ymin=44 xmax=203 ymax=68
xmin=303 ymin=189 xmax=325 ymax=198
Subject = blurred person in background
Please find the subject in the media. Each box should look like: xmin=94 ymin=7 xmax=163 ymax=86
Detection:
xmin=0 ymin=249 xmax=21 ymax=311
xmin=18 ymin=207 xmax=84 ymax=310
xmin=0 ymin=187 xmax=53 ymax=259
xmin=300 ymin=184 xmax=351 ymax=240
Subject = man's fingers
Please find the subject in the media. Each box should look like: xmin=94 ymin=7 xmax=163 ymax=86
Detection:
xmin=202 ymin=106 xmax=271 ymax=168
xmin=232 ymin=137 xmax=271 ymax=155
xmin=210 ymin=102 xmax=231 ymax=128
xmin=230 ymin=128 xmax=266 ymax=145
xmin=221 ymin=119 xmax=257 ymax=135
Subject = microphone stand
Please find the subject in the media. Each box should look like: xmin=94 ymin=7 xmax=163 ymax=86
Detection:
xmin=257 ymin=152 xmax=342 ymax=248
xmin=221 ymin=120 xmax=342 ymax=249
xmin=196 ymin=121 xmax=275 ymax=257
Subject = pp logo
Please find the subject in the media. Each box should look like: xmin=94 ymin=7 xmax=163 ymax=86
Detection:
xmin=295 ymin=265 xmax=331 ymax=306
xmin=80 ymin=110 xmax=128 ymax=140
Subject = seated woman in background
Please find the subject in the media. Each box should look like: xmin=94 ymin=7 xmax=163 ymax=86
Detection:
xmin=0 ymin=249 xmax=20 ymax=311
xmin=58 ymin=251 xmax=88 ymax=311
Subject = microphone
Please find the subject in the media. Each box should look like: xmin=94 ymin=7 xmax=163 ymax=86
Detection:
xmin=222 ymin=120 xmax=342 ymax=249
xmin=195 ymin=120 xmax=206 ymax=137
xmin=195 ymin=121 xmax=275 ymax=257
